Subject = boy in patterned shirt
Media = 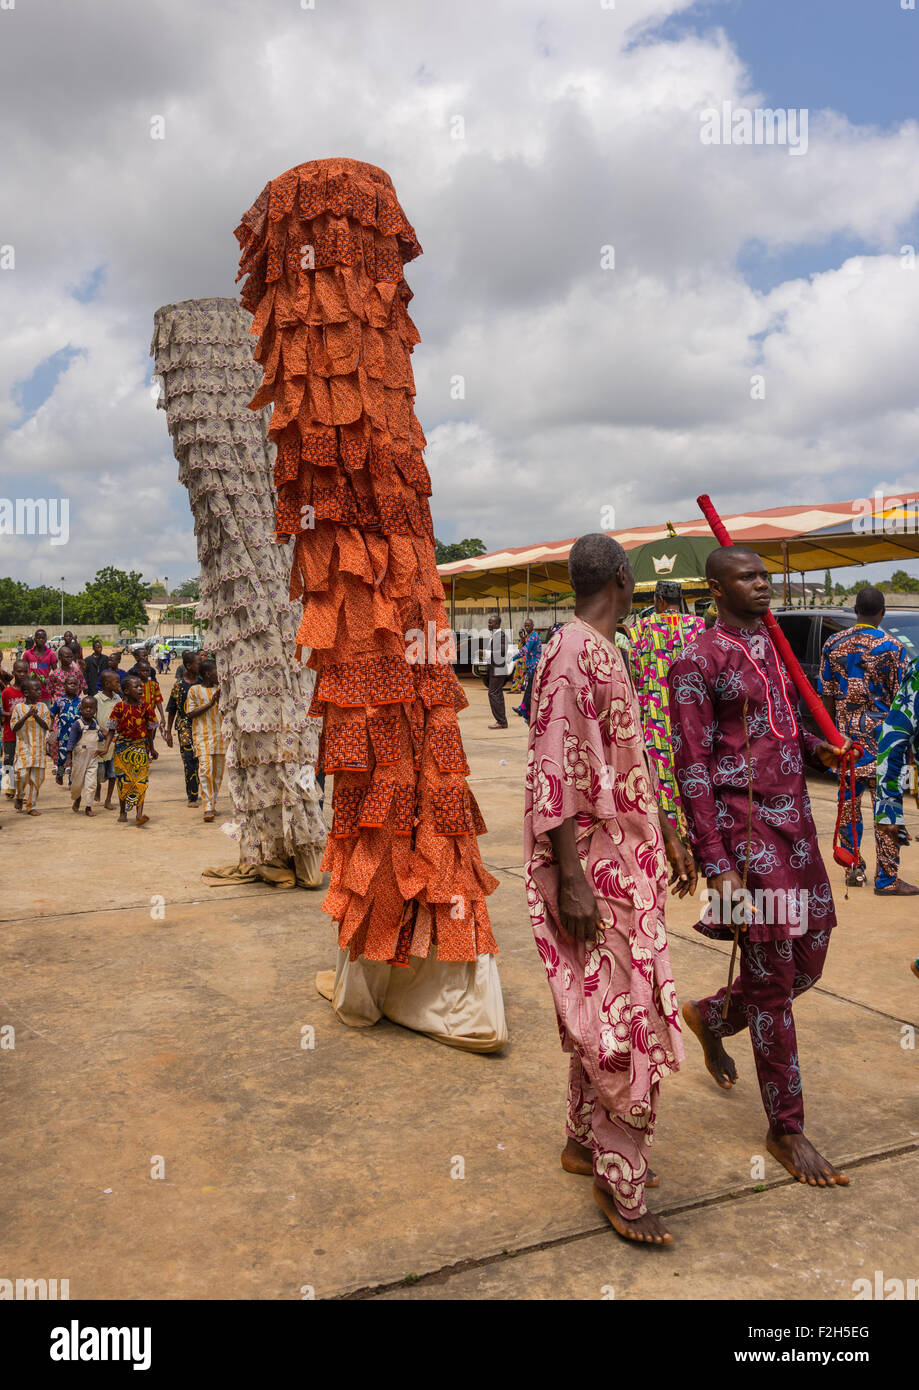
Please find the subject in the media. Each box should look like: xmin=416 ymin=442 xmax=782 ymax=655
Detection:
xmin=186 ymin=659 xmax=226 ymax=822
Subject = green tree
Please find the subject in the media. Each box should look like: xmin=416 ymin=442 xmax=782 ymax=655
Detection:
xmin=434 ymin=537 xmax=487 ymax=565
xmin=173 ymin=577 xmax=200 ymax=600
xmin=889 ymin=569 xmax=919 ymax=593
xmin=823 ymin=568 xmax=832 ymax=595
xmin=852 ymin=580 xmax=870 ymax=594
xmin=77 ymin=567 xmax=152 ymax=630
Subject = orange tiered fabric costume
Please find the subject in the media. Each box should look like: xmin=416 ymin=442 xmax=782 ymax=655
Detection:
xmin=234 ymin=158 xmax=505 ymax=1046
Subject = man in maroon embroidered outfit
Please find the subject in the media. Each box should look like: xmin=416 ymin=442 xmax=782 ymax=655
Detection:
xmin=670 ymin=546 xmax=851 ymax=1188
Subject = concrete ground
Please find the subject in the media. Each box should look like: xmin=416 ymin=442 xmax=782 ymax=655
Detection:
xmin=1 ymin=676 xmax=917 ymax=1301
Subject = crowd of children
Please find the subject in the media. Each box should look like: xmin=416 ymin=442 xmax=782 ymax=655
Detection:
xmin=0 ymin=632 xmax=225 ymax=830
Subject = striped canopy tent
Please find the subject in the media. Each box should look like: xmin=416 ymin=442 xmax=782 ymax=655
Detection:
xmin=437 ymin=492 xmax=919 ymax=615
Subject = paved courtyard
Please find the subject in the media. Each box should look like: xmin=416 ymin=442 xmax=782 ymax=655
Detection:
xmin=2 ymin=677 xmax=917 ymax=1299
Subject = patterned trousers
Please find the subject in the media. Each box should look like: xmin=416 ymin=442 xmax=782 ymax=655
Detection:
xmin=840 ymin=774 xmax=898 ymax=889
xmin=697 ymin=929 xmax=830 ymax=1135
xmin=176 ymin=717 xmax=199 ymax=801
xmin=566 ymin=1055 xmax=658 ymax=1218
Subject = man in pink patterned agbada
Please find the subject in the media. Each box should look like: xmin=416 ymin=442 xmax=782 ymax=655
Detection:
xmin=524 ymin=533 xmax=696 ymax=1246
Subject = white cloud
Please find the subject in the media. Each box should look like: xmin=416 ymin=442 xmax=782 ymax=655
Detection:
xmin=1 ymin=0 xmax=918 ymax=588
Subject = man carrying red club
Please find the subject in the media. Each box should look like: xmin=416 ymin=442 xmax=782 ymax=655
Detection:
xmin=670 ymin=545 xmax=852 ymax=1188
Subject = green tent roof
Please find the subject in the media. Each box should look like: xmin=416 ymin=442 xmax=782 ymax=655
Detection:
xmin=626 ymin=536 xmax=719 ymax=592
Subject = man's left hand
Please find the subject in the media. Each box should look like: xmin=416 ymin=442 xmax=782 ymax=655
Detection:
xmin=815 ymin=736 xmax=853 ymax=769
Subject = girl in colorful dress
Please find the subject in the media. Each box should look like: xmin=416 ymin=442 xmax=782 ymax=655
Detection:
xmin=45 ymin=646 xmax=87 ymax=702
xmin=102 ymin=675 xmax=158 ymax=826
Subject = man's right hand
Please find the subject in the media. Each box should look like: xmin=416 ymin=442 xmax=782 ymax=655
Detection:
xmin=706 ymin=868 xmax=750 ymax=930
xmin=558 ymin=870 xmax=604 ymax=944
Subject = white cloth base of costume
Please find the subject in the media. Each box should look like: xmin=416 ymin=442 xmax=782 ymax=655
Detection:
xmin=317 ymin=948 xmax=507 ymax=1053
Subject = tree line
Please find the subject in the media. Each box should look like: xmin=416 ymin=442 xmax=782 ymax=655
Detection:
xmin=0 ymin=568 xmax=196 ymax=633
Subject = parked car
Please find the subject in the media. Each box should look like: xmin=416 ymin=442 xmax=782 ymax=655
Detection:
xmin=165 ymin=634 xmax=202 ymax=655
xmin=771 ymin=605 xmax=919 ymax=735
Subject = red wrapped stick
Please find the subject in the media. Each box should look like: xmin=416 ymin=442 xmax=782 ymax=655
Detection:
xmin=696 ymin=494 xmax=847 ymax=751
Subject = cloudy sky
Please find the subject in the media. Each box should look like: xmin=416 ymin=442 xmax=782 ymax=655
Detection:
xmin=1 ymin=0 xmax=918 ymax=591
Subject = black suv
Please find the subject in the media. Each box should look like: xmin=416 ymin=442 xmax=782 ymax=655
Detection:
xmin=771 ymin=606 xmax=919 ymax=742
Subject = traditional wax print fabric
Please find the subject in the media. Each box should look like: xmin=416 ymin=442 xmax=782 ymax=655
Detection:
xmin=109 ymin=700 xmax=156 ymax=814
xmin=818 ymin=624 xmax=909 ymax=778
xmin=876 ymin=658 xmax=919 ymax=827
xmin=166 ymin=671 xmax=200 ymax=802
xmin=234 ymin=159 xmax=498 ymax=964
xmin=669 ymin=620 xmax=838 ymax=1136
xmin=49 ymin=694 xmax=81 ymax=776
xmin=46 ymin=664 xmax=87 ymax=702
xmin=523 ymin=617 xmax=683 ymax=1217
xmin=109 ymin=699 xmax=156 ymax=743
xmin=516 ymin=629 xmax=543 ymax=723
xmin=669 ymin=620 xmax=837 ymax=943
xmin=630 ymin=612 xmax=704 ymax=837
xmin=152 ymin=298 xmax=325 ymax=872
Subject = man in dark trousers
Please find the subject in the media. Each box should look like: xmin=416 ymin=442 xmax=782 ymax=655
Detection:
xmin=486 ymin=612 xmax=509 ymax=729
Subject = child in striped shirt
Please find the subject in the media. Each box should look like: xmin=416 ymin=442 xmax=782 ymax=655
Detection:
xmin=11 ymin=677 xmax=50 ymax=815
xmin=185 ymin=659 xmax=226 ymax=822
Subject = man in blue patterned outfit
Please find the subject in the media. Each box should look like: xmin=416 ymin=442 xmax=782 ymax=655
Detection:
xmin=818 ymin=586 xmax=912 ymax=894
xmin=670 ymin=546 xmax=851 ymax=1188
xmin=874 ymin=659 xmax=919 ymax=963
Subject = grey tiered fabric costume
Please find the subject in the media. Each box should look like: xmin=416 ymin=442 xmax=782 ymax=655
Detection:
xmin=151 ymin=297 xmax=326 ymax=884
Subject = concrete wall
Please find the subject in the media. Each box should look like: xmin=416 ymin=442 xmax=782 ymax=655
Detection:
xmin=0 ymin=622 xmax=175 ymax=644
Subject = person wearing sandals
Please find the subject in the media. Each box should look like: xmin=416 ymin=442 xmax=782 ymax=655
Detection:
xmin=10 ymin=677 xmax=50 ymax=815
xmin=101 ymin=675 xmax=158 ymax=827
xmin=185 ymin=659 xmax=226 ymax=823
xmin=819 ymin=586 xmax=911 ymax=894
xmin=873 ymin=656 xmax=919 ymax=899
xmin=525 ymin=534 xmax=696 ymax=1246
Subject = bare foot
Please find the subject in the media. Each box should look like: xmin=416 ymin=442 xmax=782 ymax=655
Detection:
xmin=14 ymin=797 xmax=23 ymax=812
xmin=55 ymin=774 xmax=64 ymax=786
xmin=593 ymin=1185 xmax=672 ymax=1245
xmin=72 ymin=799 xmax=81 ymax=813
xmin=27 ymin=808 xmax=41 ymax=816
xmin=85 ymin=806 xmax=95 ymax=816
xmin=766 ymin=1131 xmax=850 ymax=1187
xmin=682 ymin=1001 xmax=737 ymax=1089
xmin=135 ymin=814 xmax=150 ymax=827
xmin=203 ymin=812 xmax=214 ymax=823
xmin=561 ymin=1138 xmax=659 ymax=1186
xmin=118 ymin=812 xmax=128 ymax=823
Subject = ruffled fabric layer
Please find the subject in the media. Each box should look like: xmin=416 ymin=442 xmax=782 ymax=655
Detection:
xmin=235 ymin=159 xmax=498 ymax=962
xmin=151 ymin=297 xmax=326 ymax=863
